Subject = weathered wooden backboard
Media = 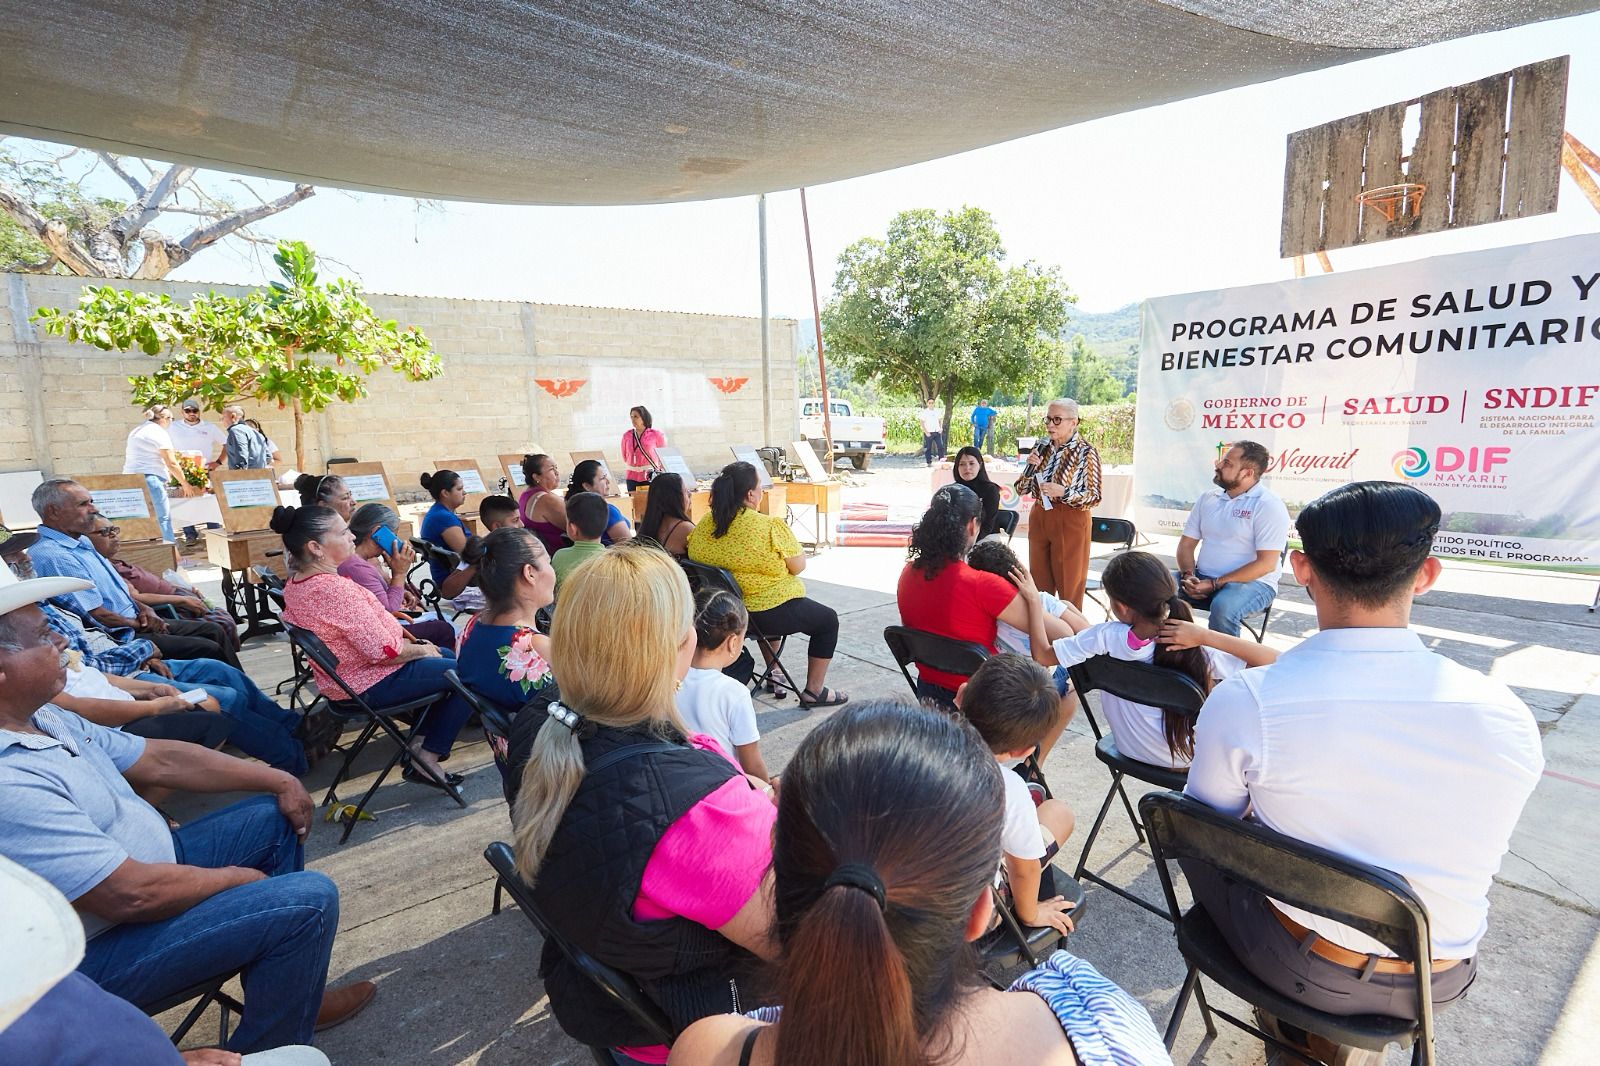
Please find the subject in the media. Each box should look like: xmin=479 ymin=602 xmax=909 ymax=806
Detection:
xmin=1281 ymin=57 xmax=1568 ymax=257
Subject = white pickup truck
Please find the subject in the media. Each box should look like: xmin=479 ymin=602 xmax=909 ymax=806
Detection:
xmin=797 ymin=397 xmax=886 ymax=470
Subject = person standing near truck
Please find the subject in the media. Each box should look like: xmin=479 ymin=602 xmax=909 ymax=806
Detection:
xmin=917 ymin=398 xmax=945 ymax=467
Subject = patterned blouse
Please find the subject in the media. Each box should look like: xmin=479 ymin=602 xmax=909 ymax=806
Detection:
xmin=1015 ymin=433 xmax=1103 ymax=510
xmin=686 ymin=508 xmax=805 ymax=613
xmin=281 ymin=572 xmax=409 ymax=698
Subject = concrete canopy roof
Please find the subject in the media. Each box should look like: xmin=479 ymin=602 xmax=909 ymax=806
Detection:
xmin=0 ymin=1 xmax=1591 ymax=205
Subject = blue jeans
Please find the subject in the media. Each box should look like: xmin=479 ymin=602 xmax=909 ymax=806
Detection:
xmin=143 ymin=473 xmax=175 ymax=543
xmin=974 ymin=423 xmax=996 ymax=454
xmin=361 ymin=656 xmax=474 ymax=758
xmin=921 ymin=431 xmax=945 ymax=465
xmin=139 ymin=658 xmax=307 ymax=775
xmin=1179 ymin=577 xmax=1276 ymax=637
xmin=79 ymin=796 xmax=339 ymax=1053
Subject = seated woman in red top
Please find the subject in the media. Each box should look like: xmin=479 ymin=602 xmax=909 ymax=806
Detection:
xmin=273 ymin=504 xmax=473 ymax=793
xmin=896 ymin=483 xmax=1044 ymax=708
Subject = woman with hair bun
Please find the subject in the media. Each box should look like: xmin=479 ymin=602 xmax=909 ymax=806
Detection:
xmin=455 ymin=526 xmax=557 ymax=714
xmin=292 ymin=472 xmax=355 ymax=520
xmin=896 ymin=483 xmax=1047 ymax=708
xmin=668 ymin=700 xmax=1171 ymax=1066
xmin=517 ymin=453 xmax=570 ymax=558
xmin=419 ymin=469 xmax=470 ymax=585
xmin=273 ymin=504 xmax=472 ymax=792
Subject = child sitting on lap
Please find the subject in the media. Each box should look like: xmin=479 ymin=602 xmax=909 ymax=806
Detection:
xmin=550 ymin=492 xmax=611 ymax=595
xmin=1029 ymin=551 xmax=1277 ymax=769
xmin=956 ymin=653 xmax=1077 ymax=935
xmin=676 ymin=586 xmax=770 ymax=782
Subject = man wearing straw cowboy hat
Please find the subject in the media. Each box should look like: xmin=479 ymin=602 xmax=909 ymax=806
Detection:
xmin=0 ymin=565 xmax=374 ymax=1053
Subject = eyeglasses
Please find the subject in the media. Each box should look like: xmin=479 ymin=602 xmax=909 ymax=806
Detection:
xmin=1044 ymin=415 xmax=1074 ymax=425
xmin=88 ymin=526 xmax=121 ymax=538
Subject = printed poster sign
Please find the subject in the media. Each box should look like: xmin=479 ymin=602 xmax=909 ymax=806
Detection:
xmin=90 ymin=488 xmax=150 ymax=521
xmin=222 ymin=479 xmax=278 ymax=510
xmin=456 ymin=467 xmax=487 ymax=495
xmin=343 ymin=474 xmax=390 ymax=503
xmin=1136 ymin=233 xmax=1600 ymax=571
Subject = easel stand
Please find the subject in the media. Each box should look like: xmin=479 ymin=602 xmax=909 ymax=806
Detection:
xmin=205 ymin=469 xmax=289 ymax=641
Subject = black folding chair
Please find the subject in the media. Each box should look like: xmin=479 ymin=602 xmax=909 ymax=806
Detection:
xmin=882 ymin=625 xmax=1053 ymax=798
xmin=1141 ymin=791 xmax=1439 ymax=1065
xmin=1083 ymin=517 xmax=1137 ymax=614
xmin=681 ymin=559 xmax=802 ymax=699
xmin=145 ymin=971 xmax=244 ymax=1046
xmin=976 ymin=864 xmax=1087 ymax=986
xmin=993 ymin=508 xmax=1019 ymax=542
xmin=444 ymin=668 xmax=517 ymax=816
xmin=408 ymin=537 xmax=461 ymax=615
xmin=286 ymin=625 xmax=464 ymax=842
xmin=1066 ymin=655 xmax=1205 ymax=920
xmin=484 ymin=842 xmax=675 ymax=1065
xmin=1238 ymin=549 xmax=1289 ymax=643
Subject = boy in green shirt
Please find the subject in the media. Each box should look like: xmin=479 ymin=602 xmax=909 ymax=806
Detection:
xmin=550 ymin=492 xmax=610 ymax=593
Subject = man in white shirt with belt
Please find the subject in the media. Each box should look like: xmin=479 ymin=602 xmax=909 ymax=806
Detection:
xmin=1176 ymin=439 xmax=1290 ymax=636
xmin=1184 ymin=481 xmax=1543 ymax=1058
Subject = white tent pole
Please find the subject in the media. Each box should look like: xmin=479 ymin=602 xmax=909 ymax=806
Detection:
xmin=759 ymin=192 xmax=771 ymax=445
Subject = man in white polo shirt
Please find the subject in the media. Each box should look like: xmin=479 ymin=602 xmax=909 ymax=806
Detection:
xmin=1176 ymin=439 xmax=1289 ymax=636
xmin=1184 ymin=481 xmax=1543 ymax=1059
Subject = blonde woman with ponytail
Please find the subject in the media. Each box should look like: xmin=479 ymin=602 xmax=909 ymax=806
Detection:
xmin=506 ymin=541 xmax=777 ymax=1062
xmin=669 ymin=701 xmax=1171 ymax=1066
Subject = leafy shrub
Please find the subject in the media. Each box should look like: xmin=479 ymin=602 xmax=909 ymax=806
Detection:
xmin=865 ymin=402 xmax=1135 ymax=465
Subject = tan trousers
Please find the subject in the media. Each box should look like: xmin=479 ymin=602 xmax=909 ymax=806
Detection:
xmin=1028 ymin=503 xmax=1092 ymax=608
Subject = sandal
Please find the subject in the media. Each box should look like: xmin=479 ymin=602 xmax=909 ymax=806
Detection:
xmin=800 ymin=687 xmax=850 ymax=709
xmin=403 ymin=765 xmax=465 ymax=789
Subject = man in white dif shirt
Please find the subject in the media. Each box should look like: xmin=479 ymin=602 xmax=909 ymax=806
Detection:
xmin=1184 ymin=481 xmax=1542 ymax=1051
xmin=1176 ymin=439 xmax=1290 ymax=636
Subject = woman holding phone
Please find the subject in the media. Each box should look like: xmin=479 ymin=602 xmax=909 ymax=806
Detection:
xmin=339 ymin=503 xmax=457 ymax=650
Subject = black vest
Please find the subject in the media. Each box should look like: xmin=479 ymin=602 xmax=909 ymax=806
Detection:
xmin=514 ymin=716 xmax=758 ymax=1047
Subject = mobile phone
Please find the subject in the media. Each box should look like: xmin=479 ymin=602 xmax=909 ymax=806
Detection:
xmin=180 ymin=688 xmax=209 ymax=705
xmin=372 ymin=525 xmax=400 ymax=554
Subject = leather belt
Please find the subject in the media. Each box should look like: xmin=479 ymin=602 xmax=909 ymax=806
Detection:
xmin=1270 ymin=904 xmax=1461 ymax=975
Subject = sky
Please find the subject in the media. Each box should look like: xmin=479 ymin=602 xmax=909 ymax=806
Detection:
xmin=131 ymin=12 xmax=1600 ymax=319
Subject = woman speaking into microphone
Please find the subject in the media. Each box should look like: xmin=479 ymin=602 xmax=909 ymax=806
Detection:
xmin=1014 ymin=398 xmax=1102 ymax=607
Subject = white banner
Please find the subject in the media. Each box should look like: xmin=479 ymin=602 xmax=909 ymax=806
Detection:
xmin=1135 ymin=234 xmax=1600 ymax=572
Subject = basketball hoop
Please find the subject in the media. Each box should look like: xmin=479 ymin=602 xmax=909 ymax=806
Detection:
xmin=1356 ymin=183 xmax=1427 ymax=222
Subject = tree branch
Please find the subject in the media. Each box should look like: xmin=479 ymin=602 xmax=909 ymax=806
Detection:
xmin=115 ymin=163 xmax=197 ymax=240
xmin=2 ymin=253 xmax=55 ymax=273
xmin=176 ymin=184 xmax=314 ymax=258
xmin=0 ymin=183 xmax=108 ymax=276
xmin=95 ymin=152 xmax=147 ymax=199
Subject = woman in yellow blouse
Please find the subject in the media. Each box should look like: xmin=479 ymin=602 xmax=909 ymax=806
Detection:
xmin=686 ymin=462 xmax=848 ymax=709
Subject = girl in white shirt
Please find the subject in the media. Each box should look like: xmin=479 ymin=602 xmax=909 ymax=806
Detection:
xmin=1031 ymin=551 xmax=1277 ymax=768
xmin=675 ymin=587 xmax=770 ymax=782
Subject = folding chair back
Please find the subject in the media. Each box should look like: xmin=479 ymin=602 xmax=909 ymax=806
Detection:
xmin=881 ymin=624 xmax=990 ymax=701
xmin=1067 ymin=655 xmax=1206 ymax=918
xmin=409 ymin=537 xmax=458 ymax=612
xmin=483 ymin=842 xmax=676 ymax=1056
xmin=444 ymin=668 xmax=516 ymax=800
xmin=1090 ymin=517 xmax=1136 ymax=549
xmin=1140 ymin=791 xmax=1436 ymax=1063
xmin=144 ymin=972 xmax=245 ymax=1046
xmin=285 ymin=624 xmax=462 ymax=841
xmin=681 ymin=558 xmax=800 ymax=697
xmin=993 ymin=508 xmax=1019 ymax=542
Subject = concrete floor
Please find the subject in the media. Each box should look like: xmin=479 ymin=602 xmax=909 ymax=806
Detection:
xmin=163 ymin=455 xmax=1600 ymax=1065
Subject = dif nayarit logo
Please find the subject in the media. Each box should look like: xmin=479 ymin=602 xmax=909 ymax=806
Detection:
xmin=1392 ymin=445 xmax=1511 ymax=486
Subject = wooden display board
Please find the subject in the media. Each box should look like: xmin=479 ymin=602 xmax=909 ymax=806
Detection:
xmin=209 ymin=468 xmax=281 ymax=533
xmin=655 ymin=445 xmax=697 ymax=485
xmin=438 ymin=458 xmax=492 ymax=514
xmin=729 ymin=444 xmax=774 ymax=489
xmin=77 ymin=474 xmax=166 ymax=544
xmin=789 ymin=439 xmax=835 ymax=484
xmin=569 ymin=451 xmax=625 ymax=496
xmin=500 ymin=453 xmax=530 ymax=491
xmin=329 ymin=462 xmax=399 ymax=516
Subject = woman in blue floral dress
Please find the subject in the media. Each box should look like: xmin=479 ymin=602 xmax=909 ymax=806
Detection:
xmin=456 ymin=527 xmax=557 ymax=721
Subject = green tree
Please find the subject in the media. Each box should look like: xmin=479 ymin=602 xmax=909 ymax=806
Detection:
xmin=820 ymin=206 xmax=1072 ymax=438
xmin=34 ymin=240 xmax=441 ymax=469
xmin=1057 ymin=334 xmax=1123 ymax=405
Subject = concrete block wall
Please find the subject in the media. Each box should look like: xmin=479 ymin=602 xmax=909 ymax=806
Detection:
xmin=1 ymin=273 xmax=799 ymax=497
